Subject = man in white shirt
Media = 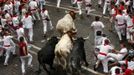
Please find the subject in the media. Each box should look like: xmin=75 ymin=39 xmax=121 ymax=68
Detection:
xmin=29 ymin=0 xmax=40 ymax=20
xmin=85 ymin=0 xmax=92 ymax=17
xmin=103 ymin=0 xmax=111 ymax=15
xmin=14 ymin=0 xmax=21 ymax=15
xmin=118 ymin=57 xmax=134 ymax=75
xmin=91 ymin=16 xmax=105 ymax=38
xmin=4 ymin=10 xmax=12 ymax=25
xmin=2 ymin=30 xmax=15 ymax=66
xmin=107 ymin=43 xmax=128 ymax=61
xmin=12 ymin=13 xmax=19 ymax=30
xmin=21 ymin=13 xmax=33 ymax=43
xmin=1 ymin=14 xmax=7 ymax=28
xmin=3 ymin=2 xmax=10 ymax=13
xmin=96 ymin=39 xmax=114 ymax=73
xmin=125 ymin=10 xmax=134 ymax=44
xmin=7 ymin=1 xmax=13 ymax=15
xmin=39 ymin=0 xmax=45 ymax=10
xmin=16 ymin=25 xmax=25 ymax=40
xmin=109 ymin=66 xmax=122 ymax=75
xmin=57 ymin=0 xmax=62 ymax=8
xmin=16 ymin=24 xmax=28 ymax=44
xmin=73 ymin=0 xmax=83 ymax=15
xmin=41 ymin=8 xmax=53 ymax=37
xmin=115 ymin=10 xmax=126 ymax=41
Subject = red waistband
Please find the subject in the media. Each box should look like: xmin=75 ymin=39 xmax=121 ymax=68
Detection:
xmin=118 ymin=23 xmax=125 ymax=26
xmin=127 ymin=26 xmax=133 ymax=28
xmin=99 ymin=52 xmax=107 ymax=56
xmin=30 ymin=9 xmax=36 ymax=11
xmin=4 ymin=45 xmax=10 ymax=47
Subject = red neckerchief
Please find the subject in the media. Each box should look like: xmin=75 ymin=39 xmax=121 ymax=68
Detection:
xmin=25 ymin=14 xmax=29 ymax=18
xmin=12 ymin=15 xmax=17 ymax=18
xmin=113 ymin=8 xmax=119 ymax=17
xmin=132 ymin=16 xmax=134 ymax=24
xmin=119 ymin=5 xmax=124 ymax=11
xmin=104 ymin=44 xmax=108 ymax=46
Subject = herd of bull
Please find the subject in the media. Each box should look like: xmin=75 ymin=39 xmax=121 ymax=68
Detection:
xmin=37 ymin=33 xmax=90 ymax=75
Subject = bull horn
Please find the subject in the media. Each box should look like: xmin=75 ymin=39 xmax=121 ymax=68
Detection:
xmin=83 ymin=36 xmax=89 ymax=40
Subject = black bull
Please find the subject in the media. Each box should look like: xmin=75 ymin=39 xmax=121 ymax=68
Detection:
xmin=69 ymin=37 xmax=89 ymax=74
xmin=37 ymin=36 xmax=59 ymax=75
xmin=37 ymin=37 xmax=89 ymax=75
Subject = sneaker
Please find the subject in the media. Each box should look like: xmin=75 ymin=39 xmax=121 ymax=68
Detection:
xmin=28 ymin=64 xmax=33 ymax=68
xmin=13 ymin=54 xmax=17 ymax=57
xmin=4 ymin=63 xmax=8 ymax=66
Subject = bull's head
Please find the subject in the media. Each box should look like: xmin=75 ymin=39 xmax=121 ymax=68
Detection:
xmin=48 ymin=36 xmax=59 ymax=44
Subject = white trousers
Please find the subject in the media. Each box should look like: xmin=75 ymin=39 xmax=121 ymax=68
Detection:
xmin=126 ymin=27 xmax=133 ymax=40
xmin=57 ymin=0 xmax=61 ymax=8
xmin=77 ymin=1 xmax=83 ymax=15
xmin=20 ymin=53 xmax=33 ymax=74
xmin=25 ymin=28 xmax=33 ymax=42
xmin=42 ymin=20 xmax=53 ymax=35
xmin=115 ymin=25 xmax=126 ymax=41
xmin=115 ymin=0 xmax=120 ymax=5
xmin=103 ymin=2 xmax=110 ymax=15
xmin=4 ymin=47 xmax=12 ymax=65
xmin=107 ymin=53 xmax=124 ymax=61
xmin=31 ymin=10 xmax=40 ymax=20
xmin=39 ymin=0 xmax=46 ymax=10
xmin=97 ymin=54 xmax=108 ymax=73
xmin=10 ymin=39 xmax=16 ymax=55
xmin=15 ymin=5 xmax=20 ymax=15
xmin=85 ymin=3 xmax=91 ymax=15
xmin=43 ymin=20 xmax=47 ymax=35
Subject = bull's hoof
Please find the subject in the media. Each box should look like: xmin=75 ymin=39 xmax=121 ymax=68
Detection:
xmin=93 ymin=65 xmax=97 ymax=71
xmin=35 ymin=70 xmax=41 ymax=75
xmin=85 ymin=63 xmax=89 ymax=67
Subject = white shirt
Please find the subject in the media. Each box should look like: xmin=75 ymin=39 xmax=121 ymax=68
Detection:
xmin=115 ymin=14 xmax=125 ymax=25
xmin=117 ymin=48 xmax=128 ymax=59
xmin=5 ymin=13 xmax=11 ymax=19
xmin=16 ymin=27 xmax=24 ymax=38
xmin=21 ymin=15 xmax=33 ymax=28
xmin=110 ymin=66 xmax=122 ymax=75
xmin=3 ymin=4 xmax=10 ymax=12
xmin=95 ymin=36 xmax=102 ymax=46
xmin=29 ymin=1 xmax=38 ymax=10
xmin=12 ymin=16 xmax=19 ymax=26
xmin=85 ymin=0 xmax=91 ymax=4
xmin=91 ymin=21 xmax=105 ymax=32
xmin=97 ymin=44 xmax=114 ymax=54
xmin=41 ymin=10 xmax=49 ymax=20
xmin=3 ymin=35 xmax=13 ymax=46
xmin=14 ymin=1 xmax=21 ymax=9
xmin=1 ymin=18 xmax=7 ymax=27
xmin=119 ymin=60 xmax=134 ymax=70
xmin=110 ymin=8 xmax=116 ymax=15
xmin=100 ymin=37 xmax=110 ymax=45
xmin=125 ymin=15 xmax=133 ymax=27
xmin=8 ymin=2 xmax=13 ymax=11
